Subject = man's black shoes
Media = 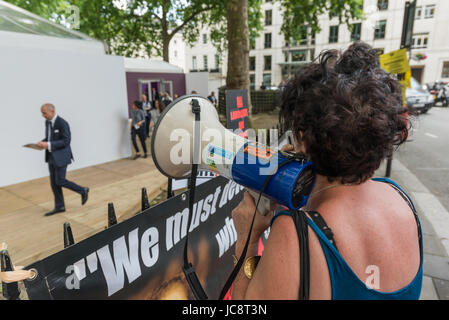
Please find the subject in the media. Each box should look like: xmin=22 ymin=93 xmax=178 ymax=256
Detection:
xmin=82 ymin=188 xmax=89 ymax=206
xmin=45 ymin=208 xmax=66 ymax=216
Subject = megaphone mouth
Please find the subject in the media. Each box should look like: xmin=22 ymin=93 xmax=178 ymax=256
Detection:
xmin=151 ymin=94 xmax=212 ymax=179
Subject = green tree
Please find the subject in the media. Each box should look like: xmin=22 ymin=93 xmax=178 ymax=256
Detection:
xmin=3 ymin=0 xmax=67 ymax=20
xmin=225 ymin=0 xmax=364 ymax=96
xmin=5 ymin=0 xmax=227 ymax=60
xmin=6 ymin=0 xmax=64 ymax=19
xmin=6 ymin=0 xmax=364 ymax=90
xmin=280 ymin=0 xmax=364 ymax=44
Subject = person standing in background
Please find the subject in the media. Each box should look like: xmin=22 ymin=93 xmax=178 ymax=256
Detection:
xmin=151 ymin=87 xmax=160 ymax=105
xmin=131 ymin=101 xmax=148 ymax=160
xmin=149 ymin=99 xmax=162 ymax=130
xmin=162 ymin=92 xmax=172 ymax=110
xmin=208 ymin=91 xmax=218 ymax=107
xmin=142 ymin=94 xmax=151 ymax=138
xmin=37 ymin=104 xmax=89 ymax=216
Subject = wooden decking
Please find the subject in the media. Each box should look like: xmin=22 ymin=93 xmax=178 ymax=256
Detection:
xmin=0 ymin=156 xmax=167 ymax=266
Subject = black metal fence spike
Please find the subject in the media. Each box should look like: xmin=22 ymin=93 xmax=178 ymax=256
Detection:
xmin=167 ymin=178 xmax=175 ymax=199
xmin=0 ymin=250 xmax=21 ymax=300
xmin=108 ymin=203 xmax=117 ymax=227
xmin=63 ymin=222 xmax=75 ymax=248
xmin=141 ymin=188 xmax=150 ymax=212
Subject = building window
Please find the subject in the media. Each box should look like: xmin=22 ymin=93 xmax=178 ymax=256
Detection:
xmin=203 ymin=55 xmax=208 ymax=70
xmin=250 ymin=74 xmax=256 ymax=91
xmin=215 ymin=55 xmax=220 ymax=69
xmin=250 ymin=36 xmax=256 ymax=50
xmin=192 ymin=56 xmax=197 ymax=70
xmin=351 ymin=23 xmax=362 ymax=41
xmin=425 ymin=5 xmax=435 ymax=19
xmin=264 ymin=55 xmax=272 ymax=70
xmin=415 ymin=6 xmax=422 ymax=19
xmin=310 ymin=30 xmax=316 ymax=45
xmin=291 ymin=50 xmax=307 ymax=62
xmin=265 ymin=10 xmax=272 ymax=26
xmin=249 ymin=56 xmax=256 ymax=71
xmin=299 ymin=25 xmax=308 ymax=45
xmin=329 ymin=26 xmax=339 ymax=43
xmin=310 ymin=48 xmax=315 ymax=61
xmin=412 ymin=33 xmax=429 ymax=49
xmin=263 ymin=73 xmax=272 ymax=88
xmin=442 ymin=62 xmax=449 ymax=78
xmin=264 ymin=33 xmax=272 ymax=48
xmin=202 ymin=34 xmax=207 ymax=44
xmin=377 ymin=0 xmax=388 ymax=11
xmin=374 ymin=20 xmax=387 ymax=39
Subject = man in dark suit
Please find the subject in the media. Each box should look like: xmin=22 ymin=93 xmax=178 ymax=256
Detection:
xmin=37 ymin=104 xmax=89 ymax=216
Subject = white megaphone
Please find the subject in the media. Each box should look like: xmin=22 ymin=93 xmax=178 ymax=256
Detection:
xmin=151 ymin=95 xmax=315 ymax=211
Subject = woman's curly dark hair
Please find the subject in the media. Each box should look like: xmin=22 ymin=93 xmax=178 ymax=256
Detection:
xmin=280 ymin=42 xmax=409 ymax=184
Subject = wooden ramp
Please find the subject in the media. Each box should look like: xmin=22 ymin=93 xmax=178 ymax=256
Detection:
xmin=0 ymin=157 xmax=167 ymax=266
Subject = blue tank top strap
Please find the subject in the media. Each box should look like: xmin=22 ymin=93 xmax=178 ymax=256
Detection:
xmin=372 ymin=177 xmax=417 ymax=213
xmin=270 ymin=210 xmax=293 ymax=228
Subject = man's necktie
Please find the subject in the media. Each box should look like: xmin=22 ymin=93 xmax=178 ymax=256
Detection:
xmin=47 ymin=120 xmax=52 ymax=140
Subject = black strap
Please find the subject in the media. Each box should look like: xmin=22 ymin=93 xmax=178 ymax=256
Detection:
xmin=308 ymin=211 xmax=339 ymax=252
xmin=289 ymin=210 xmax=339 ymax=300
xmin=291 ymin=210 xmax=310 ymax=300
xmin=182 ymin=99 xmax=208 ymax=300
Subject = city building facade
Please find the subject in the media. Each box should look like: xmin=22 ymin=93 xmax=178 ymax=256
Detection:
xmin=175 ymin=0 xmax=449 ymax=93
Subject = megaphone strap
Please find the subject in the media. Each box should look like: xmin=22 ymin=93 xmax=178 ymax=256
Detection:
xmin=182 ymin=99 xmax=209 ymax=300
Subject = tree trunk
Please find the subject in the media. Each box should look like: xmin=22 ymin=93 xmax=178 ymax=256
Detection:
xmin=162 ymin=35 xmax=170 ymax=62
xmin=161 ymin=2 xmax=170 ymax=63
xmin=226 ymin=0 xmax=250 ymax=94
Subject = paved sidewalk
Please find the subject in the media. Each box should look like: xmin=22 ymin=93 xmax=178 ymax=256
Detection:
xmin=0 ymin=152 xmax=167 ymax=267
xmin=376 ymin=160 xmax=449 ymax=300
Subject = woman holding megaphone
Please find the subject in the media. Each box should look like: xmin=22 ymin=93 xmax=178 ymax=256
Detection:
xmin=231 ymin=42 xmax=423 ymax=300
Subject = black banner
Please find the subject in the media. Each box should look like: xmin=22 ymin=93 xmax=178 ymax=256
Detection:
xmin=24 ymin=177 xmax=245 ymax=300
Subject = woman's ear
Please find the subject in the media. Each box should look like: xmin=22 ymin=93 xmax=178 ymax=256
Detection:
xmin=293 ymin=132 xmax=307 ymax=154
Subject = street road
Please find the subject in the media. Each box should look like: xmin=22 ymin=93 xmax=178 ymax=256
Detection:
xmin=395 ymin=107 xmax=449 ymax=211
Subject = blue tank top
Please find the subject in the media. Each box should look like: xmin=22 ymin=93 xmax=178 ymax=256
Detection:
xmin=272 ymin=178 xmax=423 ymax=300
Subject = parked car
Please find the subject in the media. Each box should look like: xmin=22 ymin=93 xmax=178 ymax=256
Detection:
xmin=406 ymin=78 xmax=435 ymax=114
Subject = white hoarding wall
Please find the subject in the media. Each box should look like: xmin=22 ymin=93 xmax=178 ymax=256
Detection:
xmin=0 ymin=46 xmax=130 ymax=187
xmin=186 ymin=72 xmax=209 ymax=97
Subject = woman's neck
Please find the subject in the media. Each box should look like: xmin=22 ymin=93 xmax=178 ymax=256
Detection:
xmin=304 ymin=174 xmax=358 ymax=210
